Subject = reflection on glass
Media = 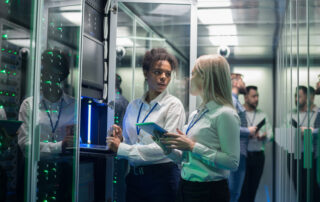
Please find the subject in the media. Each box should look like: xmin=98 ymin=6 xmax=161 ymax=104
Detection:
xmin=0 ymin=1 xmax=33 ymax=201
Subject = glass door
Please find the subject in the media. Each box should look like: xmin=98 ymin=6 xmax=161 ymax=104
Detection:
xmin=19 ymin=1 xmax=83 ymax=201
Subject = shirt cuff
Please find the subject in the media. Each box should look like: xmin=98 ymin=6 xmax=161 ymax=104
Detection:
xmin=117 ymin=142 xmax=131 ymax=158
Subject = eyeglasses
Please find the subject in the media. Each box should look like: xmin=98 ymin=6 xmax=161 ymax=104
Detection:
xmin=150 ymin=69 xmax=172 ymax=78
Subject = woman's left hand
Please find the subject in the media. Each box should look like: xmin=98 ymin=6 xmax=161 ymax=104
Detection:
xmin=160 ymin=129 xmax=195 ymax=151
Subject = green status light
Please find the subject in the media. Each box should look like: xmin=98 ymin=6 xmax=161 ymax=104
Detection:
xmin=44 ymin=170 xmax=49 ymax=174
xmin=1 ymin=48 xmax=5 ymax=51
xmin=45 ymin=81 xmax=52 ymax=84
xmin=0 ymin=70 xmax=6 ymax=74
xmin=2 ymin=34 xmax=8 ymax=39
xmin=13 ymin=73 xmax=16 ymax=76
xmin=5 ymin=0 xmax=10 ymax=4
xmin=0 ymin=105 xmax=3 ymax=109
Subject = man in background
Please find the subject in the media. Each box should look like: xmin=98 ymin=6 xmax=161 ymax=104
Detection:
xmin=239 ymin=86 xmax=272 ymax=202
xmin=229 ymin=73 xmax=257 ymax=202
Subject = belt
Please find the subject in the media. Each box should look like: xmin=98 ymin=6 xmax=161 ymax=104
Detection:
xmin=129 ymin=162 xmax=176 ymax=176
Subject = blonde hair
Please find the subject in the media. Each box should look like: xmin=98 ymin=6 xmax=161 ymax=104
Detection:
xmin=194 ymin=54 xmax=234 ymax=107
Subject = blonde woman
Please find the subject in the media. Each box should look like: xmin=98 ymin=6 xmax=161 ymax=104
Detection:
xmin=161 ymin=55 xmax=240 ymax=202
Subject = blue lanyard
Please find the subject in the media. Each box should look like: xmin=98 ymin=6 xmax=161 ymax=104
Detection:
xmin=186 ymin=109 xmax=209 ymax=135
xmin=136 ymin=102 xmax=158 ymax=135
xmin=42 ymin=98 xmax=64 ymax=136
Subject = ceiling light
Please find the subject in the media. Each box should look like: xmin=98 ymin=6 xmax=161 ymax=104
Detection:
xmin=61 ymin=12 xmax=81 ymax=25
xmin=198 ymin=9 xmax=234 ymax=24
xmin=209 ymin=36 xmax=238 ymax=46
xmin=197 ymin=0 xmax=231 ymax=8
xmin=206 ymin=25 xmax=237 ymax=35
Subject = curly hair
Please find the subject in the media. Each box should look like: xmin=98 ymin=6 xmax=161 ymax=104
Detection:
xmin=142 ymin=48 xmax=178 ymax=72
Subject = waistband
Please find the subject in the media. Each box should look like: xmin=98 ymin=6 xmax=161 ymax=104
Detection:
xmin=129 ymin=162 xmax=177 ymax=176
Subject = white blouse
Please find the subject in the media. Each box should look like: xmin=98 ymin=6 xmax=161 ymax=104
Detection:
xmin=117 ymin=90 xmax=186 ymax=166
xmin=168 ymin=101 xmax=240 ymax=182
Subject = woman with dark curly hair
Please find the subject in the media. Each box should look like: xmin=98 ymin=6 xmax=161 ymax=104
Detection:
xmin=107 ymin=48 xmax=186 ymax=202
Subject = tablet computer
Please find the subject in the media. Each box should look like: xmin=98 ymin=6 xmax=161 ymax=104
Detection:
xmin=0 ymin=120 xmax=23 ymax=135
xmin=291 ymin=118 xmax=298 ymax=128
xmin=136 ymin=122 xmax=167 ymax=139
xmin=136 ymin=122 xmax=170 ymax=153
xmin=256 ymin=118 xmax=266 ymax=132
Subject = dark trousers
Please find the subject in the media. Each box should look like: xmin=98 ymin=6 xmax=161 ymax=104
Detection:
xmin=125 ymin=162 xmax=180 ymax=202
xmin=287 ymin=153 xmax=320 ymax=202
xmin=0 ymin=166 xmax=7 ymax=201
xmin=176 ymin=178 xmax=230 ymax=202
xmin=239 ymin=151 xmax=265 ymax=202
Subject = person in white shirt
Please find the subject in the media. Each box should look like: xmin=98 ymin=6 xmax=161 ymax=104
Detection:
xmin=107 ymin=48 xmax=186 ymax=202
xmin=159 ymin=54 xmax=240 ymax=202
xmin=18 ymin=49 xmax=75 ymax=201
xmin=239 ymin=86 xmax=272 ymax=202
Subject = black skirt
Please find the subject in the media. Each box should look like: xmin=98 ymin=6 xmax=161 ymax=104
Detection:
xmin=176 ymin=178 xmax=230 ymax=202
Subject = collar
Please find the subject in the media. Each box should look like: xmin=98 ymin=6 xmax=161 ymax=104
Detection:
xmin=204 ymin=100 xmax=220 ymax=111
xmin=141 ymin=89 xmax=169 ymax=107
xmin=41 ymin=92 xmax=73 ymax=106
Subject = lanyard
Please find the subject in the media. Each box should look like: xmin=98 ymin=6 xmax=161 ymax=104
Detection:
xmin=186 ymin=109 xmax=209 ymax=135
xmin=42 ymin=98 xmax=64 ymax=137
xmin=136 ymin=102 xmax=158 ymax=135
xmin=247 ymin=111 xmax=256 ymax=126
xmin=299 ymin=111 xmax=315 ymax=127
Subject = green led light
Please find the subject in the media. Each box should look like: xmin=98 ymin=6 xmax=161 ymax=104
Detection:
xmin=2 ymin=34 xmax=8 ymax=39
xmin=113 ymin=180 xmax=117 ymax=184
xmin=45 ymin=81 xmax=52 ymax=84
xmin=47 ymin=51 xmax=53 ymax=56
xmin=52 ymin=168 xmax=56 ymax=171
xmin=5 ymin=0 xmax=10 ymax=4
xmin=53 ymin=140 xmax=57 ymax=143
xmin=51 ymin=197 xmax=56 ymax=200
xmin=5 ymin=93 xmax=8 ymax=96
xmin=43 ymin=140 xmax=49 ymax=143
xmin=43 ymin=200 xmax=48 ymax=202
xmin=114 ymin=176 xmax=117 ymax=179
xmin=0 ymin=91 xmax=3 ymax=94
xmin=56 ymin=82 xmax=60 ymax=86
xmin=57 ymin=27 xmax=62 ymax=31
xmin=7 ymin=71 xmax=10 ymax=74
xmin=0 ymin=105 xmax=3 ymax=109
xmin=8 ymin=50 xmax=12 ymax=53
xmin=1 ymin=48 xmax=5 ymax=51
xmin=14 ymin=52 xmax=17 ymax=55
xmin=44 ymin=170 xmax=49 ymax=174
xmin=12 ymin=93 xmax=15 ymax=97
xmin=13 ymin=73 xmax=16 ymax=76
xmin=117 ymin=92 xmax=120 ymax=94
xmin=0 ymin=70 xmax=6 ymax=74
xmin=46 ymin=110 xmax=50 ymax=113
xmin=52 ymin=110 xmax=58 ymax=113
